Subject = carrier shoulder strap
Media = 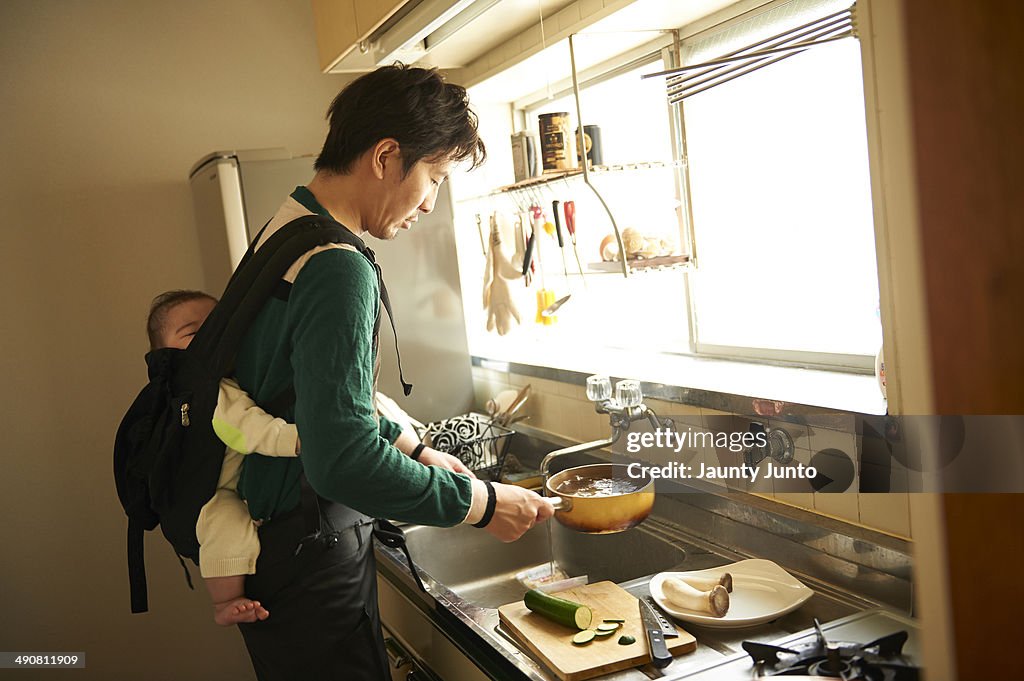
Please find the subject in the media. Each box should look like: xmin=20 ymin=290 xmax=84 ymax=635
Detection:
xmin=188 ymin=215 xmax=354 ymax=377
xmin=234 ymin=216 xmax=414 ymax=413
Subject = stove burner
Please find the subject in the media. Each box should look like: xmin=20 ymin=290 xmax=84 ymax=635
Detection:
xmin=809 ymin=644 xmax=853 ymax=677
xmin=742 ymin=619 xmax=920 ymax=680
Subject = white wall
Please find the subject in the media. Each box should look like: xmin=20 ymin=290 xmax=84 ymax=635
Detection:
xmin=0 ymin=1 xmax=352 ymax=678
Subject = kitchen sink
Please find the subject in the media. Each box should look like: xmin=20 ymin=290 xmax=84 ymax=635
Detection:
xmin=400 ymin=519 xmax=709 ymax=609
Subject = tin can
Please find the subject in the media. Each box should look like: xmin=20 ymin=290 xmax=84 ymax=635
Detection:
xmin=538 ymin=112 xmax=575 ymax=172
xmin=510 ymin=131 xmax=538 ymax=182
xmin=576 ymin=125 xmax=603 ymax=168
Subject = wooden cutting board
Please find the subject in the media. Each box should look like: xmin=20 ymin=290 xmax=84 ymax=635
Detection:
xmin=497 ymin=581 xmax=696 ymax=681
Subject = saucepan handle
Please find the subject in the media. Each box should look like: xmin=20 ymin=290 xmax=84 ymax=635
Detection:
xmin=548 ymin=496 xmax=572 ymax=512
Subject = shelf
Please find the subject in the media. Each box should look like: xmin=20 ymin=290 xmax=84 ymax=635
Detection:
xmin=588 ymin=254 xmax=692 ymax=274
xmin=458 ymin=160 xmax=682 ymax=203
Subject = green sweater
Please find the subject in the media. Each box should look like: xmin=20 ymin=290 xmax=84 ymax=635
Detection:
xmin=235 ymin=188 xmax=473 ymax=525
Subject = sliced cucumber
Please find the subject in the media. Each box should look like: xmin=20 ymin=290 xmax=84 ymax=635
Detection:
xmin=602 ymin=618 xmax=626 ymax=623
xmin=524 ymin=589 xmax=593 ymax=630
xmin=596 ymin=622 xmax=621 ymax=632
xmin=572 ymin=630 xmax=597 ymax=645
xmin=618 ymin=635 xmax=637 ymax=645
xmin=594 ymin=628 xmax=616 ymax=637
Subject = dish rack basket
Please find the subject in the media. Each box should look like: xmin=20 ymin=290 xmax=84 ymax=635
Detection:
xmin=418 ymin=412 xmax=514 ymax=480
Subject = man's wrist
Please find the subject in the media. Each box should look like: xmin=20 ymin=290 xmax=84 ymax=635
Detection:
xmin=471 ymin=481 xmax=497 ymax=528
xmin=462 ymin=478 xmax=489 ymax=525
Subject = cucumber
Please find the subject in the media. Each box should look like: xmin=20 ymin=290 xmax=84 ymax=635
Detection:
xmin=596 ymin=622 xmax=621 ymax=632
xmin=594 ymin=628 xmax=616 ymax=637
xmin=602 ymin=618 xmax=626 ymax=623
xmin=618 ymin=635 xmax=637 ymax=645
xmin=524 ymin=589 xmax=593 ymax=630
xmin=572 ymin=630 xmax=596 ymax=645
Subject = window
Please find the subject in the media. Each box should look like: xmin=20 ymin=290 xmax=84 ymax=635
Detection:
xmin=679 ymin=0 xmax=881 ymax=369
xmin=457 ymin=0 xmax=882 ymax=398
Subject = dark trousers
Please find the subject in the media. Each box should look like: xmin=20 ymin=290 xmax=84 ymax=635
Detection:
xmin=237 ymin=500 xmax=390 ymax=681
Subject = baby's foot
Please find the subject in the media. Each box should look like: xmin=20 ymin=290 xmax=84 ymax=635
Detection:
xmin=213 ymin=597 xmax=270 ymax=626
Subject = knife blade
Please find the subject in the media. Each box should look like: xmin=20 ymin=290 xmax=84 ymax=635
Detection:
xmin=643 ymin=596 xmax=678 ymax=638
xmin=638 ymin=595 xmax=673 ymax=669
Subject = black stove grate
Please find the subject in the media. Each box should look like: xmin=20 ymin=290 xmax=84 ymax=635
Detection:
xmin=742 ymin=620 xmax=920 ymax=680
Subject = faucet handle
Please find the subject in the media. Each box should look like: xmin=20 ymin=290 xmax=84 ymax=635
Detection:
xmin=586 ymin=375 xmax=612 ymax=402
xmin=615 ymin=380 xmax=643 ymax=408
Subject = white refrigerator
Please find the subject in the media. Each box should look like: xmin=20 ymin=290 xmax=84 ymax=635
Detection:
xmin=188 ymin=148 xmax=474 ymax=422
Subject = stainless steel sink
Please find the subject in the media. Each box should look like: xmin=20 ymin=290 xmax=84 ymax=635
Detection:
xmin=401 ymin=520 xmax=694 ymax=609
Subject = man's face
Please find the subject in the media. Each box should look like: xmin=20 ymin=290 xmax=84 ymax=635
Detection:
xmin=160 ymin=298 xmax=216 ymax=349
xmin=369 ymin=156 xmax=452 ymax=241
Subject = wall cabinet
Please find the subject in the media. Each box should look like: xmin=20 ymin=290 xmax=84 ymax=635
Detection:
xmin=311 ymin=0 xmax=405 ymax=72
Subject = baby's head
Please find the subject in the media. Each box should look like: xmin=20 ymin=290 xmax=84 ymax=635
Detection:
xmin=147 ymin=290 xmax=217 ymax=350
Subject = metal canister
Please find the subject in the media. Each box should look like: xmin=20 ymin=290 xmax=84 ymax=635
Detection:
xmin=538 ymin=112 xmax=575 ymax=172
xmin=510 ymin=131 xmax=538 ymax=182
xmin=576 ymin=125 xmax=603 ymax=167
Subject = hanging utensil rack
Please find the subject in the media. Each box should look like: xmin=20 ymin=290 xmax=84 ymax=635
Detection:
xmin=458 ymin=28 xmax=696 ymax=279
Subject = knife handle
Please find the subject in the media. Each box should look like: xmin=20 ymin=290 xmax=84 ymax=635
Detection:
xmin=552 ymin=200 xmax=564 ymax=248
xmin=563 ymin=201 xmax=576 ymax=244
xmin=640 ymin=599 xmax=673 ymax=669
xmin=647 ymin=627 xmax=672 ymax=669
xmin=522 ymin=229 xmax=536 ymax=278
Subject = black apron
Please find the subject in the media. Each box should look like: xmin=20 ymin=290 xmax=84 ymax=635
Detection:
xmin=237 ymin=498 xmax=389 ymax=681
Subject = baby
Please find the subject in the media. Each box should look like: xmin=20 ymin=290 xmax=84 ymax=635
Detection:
xmin=148 ymin=290 xmax=298 ymax=625
xmin=146 ymin=290 xmax=424 ymax=626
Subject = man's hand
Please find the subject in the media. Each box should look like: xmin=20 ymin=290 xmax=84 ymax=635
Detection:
xmin=484 ymin=483 xmax=555 ymax=542
xmin=418 ymin=447 xmax=476 ymax=478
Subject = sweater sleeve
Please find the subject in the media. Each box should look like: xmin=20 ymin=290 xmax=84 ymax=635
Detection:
xmin=288 ymin=248 xmax=473 ymax=526
xmin=378 ymin=415 xmax=403 ymax=444
xmin=213 ymin=378 xmax=299 ymax=457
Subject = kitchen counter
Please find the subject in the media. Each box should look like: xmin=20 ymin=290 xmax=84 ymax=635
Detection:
xmin=375 ymin=513 xmax=895 ymax=681
xmin=374 ymin=430 xmax=916 ymax=680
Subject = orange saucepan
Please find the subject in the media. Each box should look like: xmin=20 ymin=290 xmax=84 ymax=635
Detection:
xmin=545 ymin=463 xmax=655 ymax=534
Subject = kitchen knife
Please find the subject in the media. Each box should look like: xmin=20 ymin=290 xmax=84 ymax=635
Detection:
xmin=639 ymin=595 xmax=673 ymax=669
xmin=562 ymin=200 xmax=587 ymax=288
xmin=522 ymin=225 xmax=536 ymax=283
xmin=552 ymin=200 xmax=570 ymax=279
xmin=643 ymin=596 xmax=679 ymax=638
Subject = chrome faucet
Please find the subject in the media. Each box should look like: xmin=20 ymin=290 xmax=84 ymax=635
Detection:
xmin=539 ymin=376 xmax=674 ymax=481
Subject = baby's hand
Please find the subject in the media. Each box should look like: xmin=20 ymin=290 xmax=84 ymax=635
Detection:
xmin=213 ymin=597 xmax=270 ymax=626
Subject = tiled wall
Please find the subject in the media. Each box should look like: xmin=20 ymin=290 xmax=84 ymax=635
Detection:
xmin=472 ymin=367 xmax=914 ymax=539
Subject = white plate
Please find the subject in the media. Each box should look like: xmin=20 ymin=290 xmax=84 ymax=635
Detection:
xmin=650 ymin=559 xmax=813 ymax=629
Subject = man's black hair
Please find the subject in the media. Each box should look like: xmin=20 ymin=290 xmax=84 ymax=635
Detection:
xmin=147 ymin=289 xmax=217 ymax=349
xmin=315 ymin=63 xmax=486 ymax=176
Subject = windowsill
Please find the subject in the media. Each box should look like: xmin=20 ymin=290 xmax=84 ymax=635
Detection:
xmin=475 ymin=344 xmax=887 ymax=416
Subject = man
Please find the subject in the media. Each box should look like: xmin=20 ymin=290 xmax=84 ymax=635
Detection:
xmin=232 ymin=64 xmax=554 ymax=680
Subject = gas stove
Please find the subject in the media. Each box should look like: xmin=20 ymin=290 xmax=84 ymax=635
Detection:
xmin=742 ymin=620 xmax=918 ymax=679
xmin=682 ymin=610 xmax=921 ymax=681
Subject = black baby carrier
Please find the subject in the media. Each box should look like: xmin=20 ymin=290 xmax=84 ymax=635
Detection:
xmin=112 ymin=215 xmax=408 ymax=613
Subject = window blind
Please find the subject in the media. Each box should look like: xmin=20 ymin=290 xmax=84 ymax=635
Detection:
xmin=643 ymin=1 xmax=858 ymax=104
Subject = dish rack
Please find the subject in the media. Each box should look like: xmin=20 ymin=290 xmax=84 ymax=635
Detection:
xmin=418 ymin=412 xmax=514 ymax=481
